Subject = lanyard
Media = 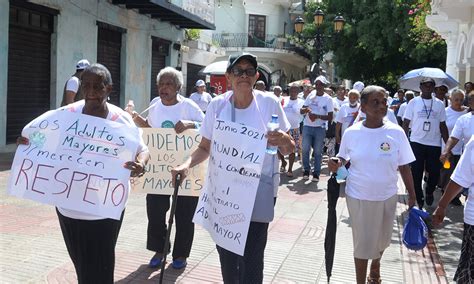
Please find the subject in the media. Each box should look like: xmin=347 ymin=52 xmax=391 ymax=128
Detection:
xmin=227 ymin=91 xmax=266 ymax=129
xmin=421 ymin=98 xmax=433 ymax=119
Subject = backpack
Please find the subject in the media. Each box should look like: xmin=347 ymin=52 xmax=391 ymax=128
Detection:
xmin=402 ymin=207 xmax=429 ymax=250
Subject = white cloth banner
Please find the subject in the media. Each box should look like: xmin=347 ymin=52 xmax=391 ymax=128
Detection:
xmin=8 ymin=110 xmax=140 ymax=220
xmin=132 ymin=128 xmax=207 ymax=196
xmin=193 ymin=119 xmax=267 ymax=255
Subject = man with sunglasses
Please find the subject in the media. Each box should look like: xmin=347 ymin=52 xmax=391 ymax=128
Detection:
xmin=172 ymin=52 xmax=294 ymax=283
xmin=403 ymin=77 xmax=449 ymax=208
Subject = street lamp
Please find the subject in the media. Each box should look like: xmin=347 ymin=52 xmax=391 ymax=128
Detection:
xmin=294 ymin=8 xmax=345 ymax=82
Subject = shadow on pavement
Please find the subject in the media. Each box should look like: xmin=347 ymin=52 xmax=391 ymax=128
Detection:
xmin=116 ymin=263 xmax=184 ymax=283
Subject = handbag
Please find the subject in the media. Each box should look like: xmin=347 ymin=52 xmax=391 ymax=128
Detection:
xmin=402 ymin=207 xmax=429 ymax=250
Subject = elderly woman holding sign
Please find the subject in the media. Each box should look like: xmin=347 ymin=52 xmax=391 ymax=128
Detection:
xmin=172 ymin=52 xmax=294 ymax=283
xmin=17 ymin=63 xmax=150 ymax=283
xmin=328 ymin=86 xmax=416 ymax=284
xmin=128 ymin=66 xmax=204 ymax=270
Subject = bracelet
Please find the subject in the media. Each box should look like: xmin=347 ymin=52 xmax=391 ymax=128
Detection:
xmin=194 ymin=121 xmax=200 ymax=129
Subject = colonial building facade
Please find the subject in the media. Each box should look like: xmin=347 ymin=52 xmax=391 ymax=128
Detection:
xmin=0 ymin=0 xmax=214 ymax=149
xmin=426 ymin=0 xmax=474 ymax=84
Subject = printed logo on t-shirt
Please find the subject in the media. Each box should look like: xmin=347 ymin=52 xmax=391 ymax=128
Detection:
xmin=161 ymin=120 xmax=174 ymax=128
xmin=380 ymin=142 xmax=391 ymax=152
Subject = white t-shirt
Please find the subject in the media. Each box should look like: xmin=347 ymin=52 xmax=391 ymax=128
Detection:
xmin=147 ymin=96 xmax=204 ymax=128
xmin=337 ymin=121 xmax=415 ymax=201
xmin=65 ymin=76 xmax=80 ymax=92
xmin=451 ymin=112 xmax=474 ymax=148
xmin=333 ymin=97 xmax=348 ymax=112
xmin=303 ymin=91 xmax=334 ymax=127
xmin=355 ymin=108 xmax=398 ymax=125
xmin=200 ymin=90 xmax=290 ymax=199
xmin=283 ymin=98 xmax=305 ymax=129
xmin=189 ymin=92 xmax=213 ymax=112
xmin=57 ymin=100 xmax=148 ymax=220
xmin=336 ymin=104 xmax=360 ymax=136
xmin=444 ymin=107 xmax=469 ymax=155
xmin=450 ymin=135 xmax=474 ymax=225
xmin=397 ymin=102 xmax=408 ymax=118
xmin=403 ymin=96 xmax=446 ymax=147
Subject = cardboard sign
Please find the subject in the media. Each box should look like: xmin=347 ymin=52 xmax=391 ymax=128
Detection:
xmin=8 ymin=110 xmax=140 ymax=220
xmin=193 ymin=119 xmax=266 ymax=255
xmin=132 ymin=128 xmax=207 ymax=196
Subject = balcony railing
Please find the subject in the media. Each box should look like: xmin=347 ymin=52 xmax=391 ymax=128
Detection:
xmin=212 ymin=33 xmax=311 ymax=59
xmin=211 ymin=33 xmax=279 ymax=48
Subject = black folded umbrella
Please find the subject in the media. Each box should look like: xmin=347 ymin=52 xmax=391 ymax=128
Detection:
xmin=159 ymin=174 xmax=182 ymax=284
xmin=324 ymin=173 xmax=340 ymax=282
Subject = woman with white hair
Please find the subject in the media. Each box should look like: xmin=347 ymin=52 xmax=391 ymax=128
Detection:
xmin=438 ymin=89 xmax=468 ymax=205
xmin=129 ymin=66 xmax=204 ymax=270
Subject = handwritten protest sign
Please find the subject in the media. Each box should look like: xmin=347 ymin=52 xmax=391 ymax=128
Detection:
xmin=132 ymin=128 xmax=206 ymax=196
xmin=8 ymin=110 xmax=140 ymax=220
xmin=193 ymin=119 xmax=266 ymax=255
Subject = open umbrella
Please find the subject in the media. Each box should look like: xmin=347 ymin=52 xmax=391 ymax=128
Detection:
xmin=200 ymin=61 xmax=228 ymax=75
xmin=399 ymin=67 xmax=459 ymax=91
xmin=324 ymin=172 xmax=340 ymax=282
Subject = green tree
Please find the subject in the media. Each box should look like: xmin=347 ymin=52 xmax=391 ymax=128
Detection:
xmin=301 ymin=0 xmax=446 ymax=89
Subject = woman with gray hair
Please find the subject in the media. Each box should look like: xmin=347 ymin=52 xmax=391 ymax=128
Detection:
xmin=128 ymin=66 xmax=204 ymax=270
xmin=329 ymin=85 xmax=416 ymax=284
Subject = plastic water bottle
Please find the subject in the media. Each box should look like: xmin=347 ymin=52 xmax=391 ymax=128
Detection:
xmin=266 ymin=114 xmax=279 ymax=155
xmin=125 ymin=100 xmax=135 ymax=113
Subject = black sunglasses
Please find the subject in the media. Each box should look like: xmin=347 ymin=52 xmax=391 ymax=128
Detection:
xmin=231 ymin=67 xmax=257 ymax=77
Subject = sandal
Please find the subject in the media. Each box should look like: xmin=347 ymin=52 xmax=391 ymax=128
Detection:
xmin=367 ymin=276 xmax=382 ymax=284
xmin=280 ymin=166 xmax=286 ymax=173
xmin=286 ymin=171 xmax=293 ymax=177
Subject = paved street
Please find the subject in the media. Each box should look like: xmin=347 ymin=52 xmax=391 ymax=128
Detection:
xmin=0 ymin=153 xmax=464 ymax=283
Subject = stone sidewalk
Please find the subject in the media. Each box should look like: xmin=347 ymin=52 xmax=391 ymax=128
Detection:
xmin=0 ymin=153 xmax=464 ymax=283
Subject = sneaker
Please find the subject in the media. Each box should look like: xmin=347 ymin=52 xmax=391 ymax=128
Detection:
xmin=148 ymin=257 xmax=162 ymax=268
xmin=303 ymin=171 xmax=309 ymax=180
xmin=312 ymin=174 xmax=319 ymax=182
xmin=172 ymin=259 xmax=187 ymax=269
xmin=426 ymin=194 xmax=434 ymax=206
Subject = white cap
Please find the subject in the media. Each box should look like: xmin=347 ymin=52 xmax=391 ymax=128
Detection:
xmin=314 ymin=75 xmax=330 ymax=85
xmin=76 ymin=59 xmax=90 ymax=70
xmin=353 ymin=81 xmax=364 ymax=92
xmin=195 ymin=79 xmax=206 ymax=87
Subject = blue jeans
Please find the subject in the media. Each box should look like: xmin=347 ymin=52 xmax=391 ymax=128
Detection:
xmin=302 ymin=125 xmax=326 ymax=176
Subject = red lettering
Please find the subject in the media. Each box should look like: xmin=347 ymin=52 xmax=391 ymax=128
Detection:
xmin=67 ymin=171 xmax=88 ymax=198
xmin=53 ymin=168 xmax=69 ymax=194
xmin=111 ymin=183 xmax=125 ymax=206
xmin=83 ymin=174 xmax=102 ymax=205
xmin=14 ymin=158 xmax=33 ymax=189
xmin=31 ymin=164 xmax=54 ymax=195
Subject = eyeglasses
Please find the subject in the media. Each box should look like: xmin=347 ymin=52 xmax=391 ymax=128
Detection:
xmin=231 ymin=67 xmax=257 ymax=77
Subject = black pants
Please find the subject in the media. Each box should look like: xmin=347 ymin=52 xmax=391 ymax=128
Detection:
xmin=217 ymin=221 xmax=269 ymax=284
xmin=410 ymin=142 xmax=442 ymax=207
xmin=146 ymin=194 xmax=198 ymax=258
xmin=438 ymin=154 xmax=461 ymax=189
xmin=56 ymin=208 xmax=124 ymax=284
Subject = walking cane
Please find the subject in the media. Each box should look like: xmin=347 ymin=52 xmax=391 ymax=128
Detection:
xmin=159 ymin=173 xmax=182 ymax=284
